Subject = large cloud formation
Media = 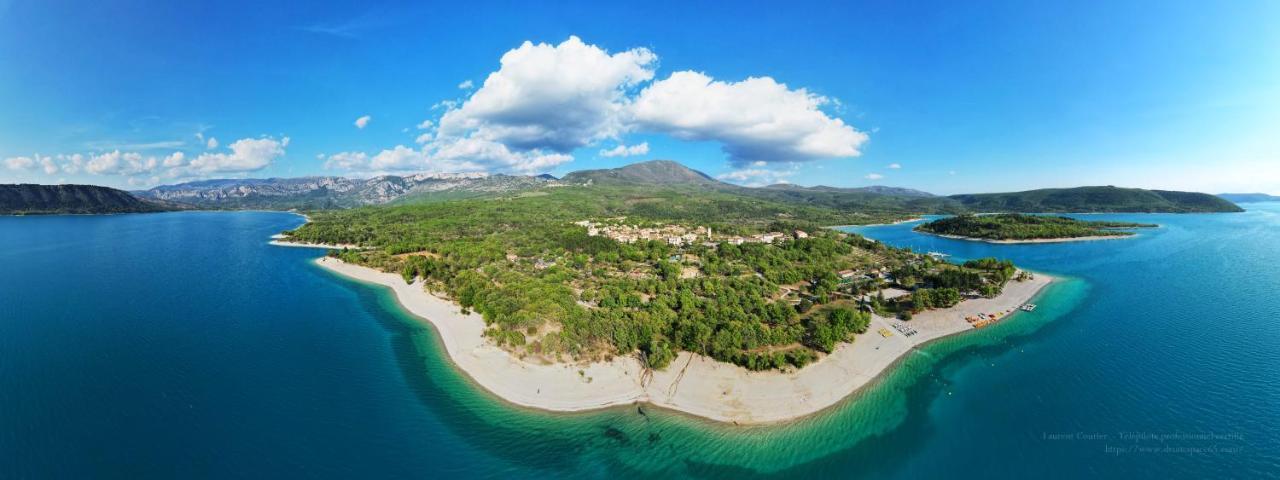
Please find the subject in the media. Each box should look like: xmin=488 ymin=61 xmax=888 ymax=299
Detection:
xmin=438 ymin=36 xmax=655 ymax=153
xmin=327 ymin=36 xmax=867 ymax=175
xmin=632 ymin=72 xmax=867 ymax=166
xmin=4 ymin=135 xmax=288 ymax=186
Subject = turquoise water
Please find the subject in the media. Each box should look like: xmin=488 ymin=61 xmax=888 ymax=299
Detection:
xmin=1 ymin=206 xmax=1278 ymax=478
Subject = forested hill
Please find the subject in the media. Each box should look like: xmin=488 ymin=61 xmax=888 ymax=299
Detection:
xmin=0 ymin=184 xmax=171 ymax=215
xmin=560 ymin=160 xmax=720 ymax=186
xmin=916 ymin=214 xmax=1156 ymax=241
xmin=560 ymin=160 xmax=952 ymax=215
xmin=948 ymin=186 xmax=1243 ymax=213
xmin=1218 ymin=193 xmax=1280 ymax=203
xmin=743 ymin=183 xmax=960 ymax=215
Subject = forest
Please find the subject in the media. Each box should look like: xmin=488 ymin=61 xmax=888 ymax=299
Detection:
xmin=915 ymin=213 xmax=1156 ymax=241
xmin=291 ymin=185 xmax=1018 ymax=371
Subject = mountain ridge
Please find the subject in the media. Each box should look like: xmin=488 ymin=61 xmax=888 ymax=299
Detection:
xmin=1 ymin=184 xmax=172 ymax=215
xmin=560 ymin=160 xmax=719 ymax=185
xmin=950 ymin=186 xmax=1242 ymax=213
xmin=14 ymin=159 xmax=1241 ymax=215
xmin=1217 ymin=193 xmax=1280 ymax=203
xmin=136 ymin=173 xmax=549 ymax=210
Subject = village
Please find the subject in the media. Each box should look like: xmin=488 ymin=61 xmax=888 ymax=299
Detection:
xmin=567 ymin=218 xmax=1028 ymax=334
xmin=574 ymin=219 xmax=807 ymax=247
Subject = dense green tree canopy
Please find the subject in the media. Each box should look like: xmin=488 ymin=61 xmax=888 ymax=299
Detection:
xmin=291 ymin=185 xmax=1015 ymax=371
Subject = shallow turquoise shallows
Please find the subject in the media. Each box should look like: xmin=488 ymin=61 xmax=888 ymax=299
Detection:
xmin=2 ymin=206 xmax=1278 ymax=478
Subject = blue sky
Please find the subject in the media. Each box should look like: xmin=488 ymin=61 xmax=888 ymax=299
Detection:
xmin=1 ymin=0 xmax=1277 ymax=194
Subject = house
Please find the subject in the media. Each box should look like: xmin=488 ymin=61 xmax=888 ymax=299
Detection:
xmin=759 ymin=232 xmax=786 ymax=243
xmin=794 ymin=230 xmax=809 ymax=239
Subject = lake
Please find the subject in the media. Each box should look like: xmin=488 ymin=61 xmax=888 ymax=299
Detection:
xmin=2 ymin=206 xmax=1277 ymax=478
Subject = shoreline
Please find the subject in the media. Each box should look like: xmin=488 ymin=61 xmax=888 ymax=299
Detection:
xmin=913 ymin=230 xmax=1135 ymax=244
xmin=268 ymin=233 xmax=365 ymax=250
xmin=309 ymin=254 xmax=1053 ymax=425
xmin=830 ymin=217 xmax=923 ymax=229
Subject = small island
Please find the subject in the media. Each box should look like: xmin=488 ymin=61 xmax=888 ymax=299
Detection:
xmin=914 ymin=213 xmax=1157 ymax=243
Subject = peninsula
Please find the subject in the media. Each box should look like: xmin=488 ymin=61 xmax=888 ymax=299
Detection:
xmin=915 ymin=213 xmax=1157 ymax=243
xmin=279 ymin=161 xmax=1055 ymax=423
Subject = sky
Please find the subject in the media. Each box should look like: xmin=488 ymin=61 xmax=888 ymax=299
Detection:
xmin=1 ymin=0 xmax=1277 ymax=194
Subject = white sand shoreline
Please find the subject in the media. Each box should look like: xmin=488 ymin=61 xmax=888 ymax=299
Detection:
xmin=831 ymin=217 xmax=924 ymax=229
xmin=268 ymin=233 xmax=365 ymax=250
xmin=306 ymin=254 xmax=1053 ymax=425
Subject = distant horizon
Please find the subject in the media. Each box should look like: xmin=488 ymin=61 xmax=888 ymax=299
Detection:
xmin=7 ymin=157 xmax=1279 ymax=198
xmin=2 ymin=1 xmax=1277 ymax=195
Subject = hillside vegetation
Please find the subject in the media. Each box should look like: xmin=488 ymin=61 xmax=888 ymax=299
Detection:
xmin=916 ymin=214 xmax=1157 ymax=241
xmin=949 ymin=186 xmax=1242 ymax=213
xmin=0 ymin=184 xmax=170 ymax=215
xmin=122 ymin=160 xmax=1243 ymax=216
xmin=287 ymin=184 xmax=1017 ymax=371
xmin=1218 ymin=193 xmax=1280 ymax=203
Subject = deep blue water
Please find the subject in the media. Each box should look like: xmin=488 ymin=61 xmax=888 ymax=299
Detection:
xmin=841 ymin=207 xmax=1280 ymax=478
xmin=2 ymin=207 xmax=1278 ymax=478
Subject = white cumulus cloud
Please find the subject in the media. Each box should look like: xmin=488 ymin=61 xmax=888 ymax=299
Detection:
xmin=40 ymin=156 xmax=59 ymax=174
xmin=323 ymin=151 xmax=370 ymax=171
xmin=2 ymin=136 xmax=285 ymax=184
xmin=328 ymin=37 xmax=870 ymax=175
xmin=58 ymin=154 xmax=84 ymax=174
xmin=436 ymin=36 xmax=656 ymax=154
xmin=716 ymin=168 xmax=797 ymax=187
xmin=324 ymin=137 xmax=572 ymax=176
xmin=632 ymin=71 xmax=868 ymax=166
xmin=163 ymin=152 xmax=187 ymax=167
xmin=888 ymin=163 xmax=901 ymax=169
xmin=206 ymin=137 xmax=219 ymax=149
xmin=354 ymin=115 xmax=372 ymax=129
xmin=599 ymin=142 xmax=649 ymax=158
xmin=865 ymin=173 xmax=884 ymax=180
xmin=187 ymin=136 xmax=289 ymax=173
xmin=4 ymin=156 xmax=35 ymax=171
xmin=457 ymin=79 xmax=474 ymax=89
xmin=86 ymin=151 xmax=159 ymax=176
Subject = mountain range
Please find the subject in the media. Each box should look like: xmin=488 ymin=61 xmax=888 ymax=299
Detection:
xmin=136 ymin=173 xmax=551 ymax=210
xmin=1 ymin=159 xmax=1244 ymax=215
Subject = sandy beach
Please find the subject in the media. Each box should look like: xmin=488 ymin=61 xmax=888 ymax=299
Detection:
xmin=308 ymin=254 xmax=1052 ymax=424
xmin=831 ymin=217 xmax=924 ymax=229
xmin=268 ymin=233 xmax=365 ymax=250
